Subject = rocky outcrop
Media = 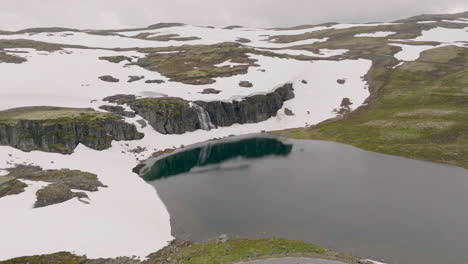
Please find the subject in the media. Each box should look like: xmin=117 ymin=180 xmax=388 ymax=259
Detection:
xmin=0 ymin=165 xmax=106 ymax=208
xmin=0 ymin=107 xmax=143 ymax=154
xmin=0 ymin=176 xmax=27 ymax=198
xmin=200 ymin=88 xmax=221 ymax=94
xmin=98 ymin=56 xmax=132 ymax=63
xmin=196 ymin=83 xmax=295 ymax=127
xmin=0 ymin=51 xmax=27 ymax=64
xmin=145 ymin=79 xmax=165 ymax=84
xmin=99 ymin=75 xmax=119 ymax=82
xmin=35 ymin=183 xmax=88 ymax=208
xmin=127 ymin=97 xmax=202 ymax=134
xmin=99 ymin=105 xmax=136 ymax=118
xmin=236 ymin=38 xmax=252 ymax=43
xmin=239 ymin=81 xmax=253 ymax=88
xmin=128 ymin=75 xmax=144 ymax=83
xmin=104 ymin=83 xmax=294 ymax=135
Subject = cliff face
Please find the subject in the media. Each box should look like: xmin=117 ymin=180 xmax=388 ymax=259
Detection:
xmin=128 ymin=97 xmax=201 ymax=134
xmin=0 ymin=108 xmax=144 ymax=154
xmin=106 ymin=83 xmax=294 ymax=135
xmin=196 ymin=83 xmax=295 ymax=127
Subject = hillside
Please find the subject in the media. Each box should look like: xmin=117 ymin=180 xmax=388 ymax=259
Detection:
xmin=0 ymin=11 xmax=466 ymax=263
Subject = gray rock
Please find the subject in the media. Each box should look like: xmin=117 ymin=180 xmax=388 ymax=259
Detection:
xmin=128 ymin=97 xmax=201 ymax=135
xmin=239 ymin=81 xmax=253 ymax=88
xmin=128 ymin=75 xmax=144 ymax=83
xmin=99 ymin=75 xmax=119 ymax=82
xmin=0 ymin=177 xmax=27 ymax=198
xmin=99 ymin=105 xmax=136 ymax=118
xmin=145 ymin=79 xmax=165 ymax=84
xmin=236 ymin=38 xmax=252 ymax=43
xmin=101 ymin=83 xmax=294 ymax=135
xmin=196 ymin=83 xmax=295 ymax=127
xmin=200 ymin=88 xmax=222 ymax=94
xmin=103 ymin=94 xmax=137 ymax=105
xmin=284 ymin=108 xmax=295 ymax=116
xmin=34 ymin=183 xmax=88 ymax=208
xmin=136 ymin=119 xmax=147 ymax=128
xmin=0 ymin=108 xmax=143 ymax=154
xmin=98 ymin=56 xmax=132 ymax=64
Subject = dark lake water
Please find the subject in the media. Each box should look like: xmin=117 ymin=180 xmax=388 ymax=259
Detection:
xmin=142 ymin=135 xmax=468 ymax=264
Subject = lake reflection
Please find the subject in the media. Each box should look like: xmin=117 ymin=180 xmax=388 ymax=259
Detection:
xmin=143 ymin=137 xmax=293 ymax=181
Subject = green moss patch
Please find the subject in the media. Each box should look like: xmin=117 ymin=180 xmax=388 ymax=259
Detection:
xmin=0 ymin=238 xmax=358 ymax=264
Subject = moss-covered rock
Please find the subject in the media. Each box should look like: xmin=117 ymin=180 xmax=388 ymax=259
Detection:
xmin=0 ymin=107 xmax=143 ymax=154
xmin=98 ymin=56 xmax=132 ymax=63
xmin=196 ymin=83 xmax=295 ymax=127
xmin=135 ymin=42 xmax=258 ymax=85
xmin=0 ymin=51 xmax=27 ymax=64
xmin=128 ymin=97 xmax=201 ymax=134
xmin=98 ymin=75 xmax=119 ymax=82
xmin=1 ymin=165 xmax=106 ymax=207
xmin=0 ymin=176 xmax=27 ymax=198
xmin=98 ymin=105 xmax=136 ymax=118
xmin=0 ymin=252 xmax=86 ymax=264
xmin=34 ymin=183 xmax=88 ymax=208
xmin=0 ymin=238 xmax=359 ymax=264
xmin=103 ymin=83 xmax=294 ymax=135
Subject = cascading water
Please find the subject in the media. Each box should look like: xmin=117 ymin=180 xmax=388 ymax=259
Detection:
xmin=190 ymin=103 xmax=216 ymax=131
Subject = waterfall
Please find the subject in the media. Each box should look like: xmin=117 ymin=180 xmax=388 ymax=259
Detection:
xmin=191 ymin=103 xmax=216 ymax=131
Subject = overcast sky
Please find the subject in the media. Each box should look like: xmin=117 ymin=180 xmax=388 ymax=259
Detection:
xmin=1 ymin=0 xmax=467 ymax=31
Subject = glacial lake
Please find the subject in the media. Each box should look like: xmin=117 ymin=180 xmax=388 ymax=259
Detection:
xmin=142 ymin=135 xmax=468 ymax=264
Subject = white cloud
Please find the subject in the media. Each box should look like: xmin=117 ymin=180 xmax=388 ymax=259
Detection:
xmin=0 ymin=0 xmax=466 ymax=30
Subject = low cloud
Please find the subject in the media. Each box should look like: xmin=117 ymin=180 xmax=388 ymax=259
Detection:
xmin=0 ymin=0 xmax=467 ymax=30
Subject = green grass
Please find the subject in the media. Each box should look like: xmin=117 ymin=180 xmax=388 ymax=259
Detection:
xmin=174 ymin=238 xmax=325 ymax=264
xmin=148 ymin=238 xmax=357 ymax=264
xmin=274 ymin=46 xmax=468 ymax=169
xmin=0 ymin=238 xmax=359 ymax=264
xmin=0 ymin=252 xmax=85 ymax=264
xmin=0 ymin=106 xmax=112 ymax=121
xmin=136 ymin=42 xmax=258 ymax=85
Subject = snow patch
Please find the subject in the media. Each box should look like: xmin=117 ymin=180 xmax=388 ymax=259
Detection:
xmin=355 ymin=31 xmax=396 ymax=37
xmin=390 ymin=44 xmax=439 ymax=61
xmin=0 ymin=144 xmax=173 ymax=261
xmin=412 ymin=27 xmax=468 ymax=45
xmin=416 ymin=21 xmax=437 ymax=24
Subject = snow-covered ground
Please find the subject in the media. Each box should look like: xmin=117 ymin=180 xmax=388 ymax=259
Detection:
xmin=355 ymin=31 xmax=396 ymax=37
xmin=412 ymin=27 xmax=468 ymax=44
xmin=0 ymin=144 xmax=172 ymax=260
xmin=0 ymin=22 xmax=402 ymax=50
xmin=388 ymin=26 xmax=468 ymax=62
xmin=0 ymin=48 xmax=366 ymax=109
xmin=0 ymin=40 xmax=371 ymax=260
xmin=390 ymin=44 xmax=439 ymax=61
xmin=0 ymin=21 xmax=465 ymax=261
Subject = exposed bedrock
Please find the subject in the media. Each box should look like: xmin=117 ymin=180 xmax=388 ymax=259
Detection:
xmin=104 ymin=83 xmax=294 ymax=135
xmin=0 ymin=165 xmax=106 ymax=208
xmin=196 ymin=83 xmax=295 ymax=127
xmin=0 ymin=107 xmax=144 ymax=154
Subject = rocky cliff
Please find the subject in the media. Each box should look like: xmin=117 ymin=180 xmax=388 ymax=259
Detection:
xmin=104 ymin=83 xmax=294 ymax=135
xmin=127 ymin=97 xmax=202 ymax=134
xmin=0 ymin=107 xmax=144 ymax=154
xmin=196 ymin=83 xmax=294 ymax=127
